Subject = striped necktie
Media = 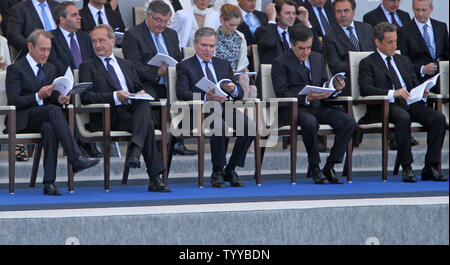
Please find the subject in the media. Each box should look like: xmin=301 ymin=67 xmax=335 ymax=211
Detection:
xmin=347 ymin=26 xmax=360 ymax=51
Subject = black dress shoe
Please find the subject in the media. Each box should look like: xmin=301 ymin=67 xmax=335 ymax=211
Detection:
xmin=421 ymin=166 xmax=448 ymax=181
xmin=126 ymin=144 xmax=141 ymax=168
xmin=148 ymin=176 xmax=171 ymax=192
xmin=173 ymin=141 xmax=197 ymax=156
xmin=322 ymin=167 xmax=344 ymax=184
xmin=72 ymin=156 xmax=100 ymax=174
xmin=410 ymin=137 xmax=419 ymax=146
xmin=81 ymin=143 xmax=102 ymax=158
xmin=210 ymin=171 xmax=226 ymax=188
xmin=308 ymin=167 xmax=329 ymax=184
xmin=224 ymin=170 xmax=245 ymax=187
xmin=402 ymin=167 xmax=417 ymax=183
xmin=43 ymin=183 xmax=61 ymax=196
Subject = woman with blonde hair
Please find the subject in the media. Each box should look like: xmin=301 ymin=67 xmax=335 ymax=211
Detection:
xmin=215 ymin=4 xmax=257 ymax=99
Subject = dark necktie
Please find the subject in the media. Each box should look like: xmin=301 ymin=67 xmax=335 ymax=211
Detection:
xmin=69 ymin=32 xmax=83 ymax=68
xmin=36 ymin=64 xmax=45 ymax=87
xmin=347 ymin=26 xmax=360 ymax=51
xmin=317 ymin=7 xmax=331 ymax=35
xmin=97 ymin=10 xmax=103 ymax=25
xmin=104 ymin=58 xmax=123 ymax=91
xmin=386 ymin=56 xmax=407 ymax=108
xmin=389 ymin=12 xmax=400 ymax=27
xmin=300 ymin=61 xmax=311 ymax=83
xmin=203 ymin=61 xmax=216 ymax=83
xmin=281 ymin=31 xmax=290 ymax=52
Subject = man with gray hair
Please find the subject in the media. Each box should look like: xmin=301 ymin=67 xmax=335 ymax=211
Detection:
xmin=176 ymin=27 xmax=254 ymax=188
xmin=5 ymin=29 xmax=101 ymax=195
xmin=122 ymin=0 xmax=197 ymax=156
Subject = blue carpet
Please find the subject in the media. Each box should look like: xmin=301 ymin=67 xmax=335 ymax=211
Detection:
xmin=0 ymin=176 xmax=448 ymax=211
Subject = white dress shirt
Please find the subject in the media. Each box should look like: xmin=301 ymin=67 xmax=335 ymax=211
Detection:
xmin=380 ymin=4 xmax=403 ymax=27
xmin=98 ymin=54 xmax=130 ymax=106
xmin=59 ymin=27 xmax=80 ymax=53
xmin=277 ymin=26 xmax=291 ymax=49
xmin=88 ymin=3 xmax=110 ymax=27
xmin=31 ymin=0 xmax=57 ymax=31
xmin=340 ymin=21 xmax=359 ymax=42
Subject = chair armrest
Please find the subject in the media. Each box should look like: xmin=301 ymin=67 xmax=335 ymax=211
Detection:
xmin=0 ymin=105 xmax=16 ymax=114
xmin=326 ymin=96 xmax=352 ymax=102
xmin=74 ymin=103 xmax=110 ymax=114
xmin=267 ymin=97 xmax=298 ymax=103
xmin=355 ymin=95 xmax=389 ymax=105
xmin=149 ymin=99 xmax=167 ymax=106
xmin=427 ymin=93 xmax=442 ymax=99
xmin=241 ymin=98 xmax=260 ymax=102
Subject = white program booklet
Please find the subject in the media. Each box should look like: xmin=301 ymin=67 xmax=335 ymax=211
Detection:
xmin=52 ymin=67 xmax=92 ymax=95
xmin=128 ymin=93 xmax=155 ymax=101
xmin=407 ymin=73 xmax=441 ymax=105
xmin=298 ymin=85 xmax=336 ymax=96
xmin=195 ymin=77 xmax=228 ymax=97
xmin=146 ymin=53 xmax=178 ymax=67
xmin=328 ymin=72 xmax=346 ymax=89
xmin=233 ymin=71 xmax=257 ymax=77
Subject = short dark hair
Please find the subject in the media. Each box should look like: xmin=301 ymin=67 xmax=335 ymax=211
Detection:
xmin=289 ymin=23 xmax=314 ymax=46
xmin=28 ymin=29 xmax=53 ymax=46
xmin=374 ymin=22 xmax=397 ymax=41
xmin=333 ymin=0 xmax=356 ymax=10
xmin=146 ymin=0 xmax=171 ymax=16
xmin=275 ymin=0 xmax=297 ymax=15
xmin=194 ymin=27 xmax=217 ymax=43
xmin=53 ymin=1 xmax=77 ymax=25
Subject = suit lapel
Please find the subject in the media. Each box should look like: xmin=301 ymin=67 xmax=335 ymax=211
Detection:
xmin=309 ymin=53 xmax=321 ymax=85
xmin=336 ymin=26 xmax=357 ymax=50
xmin=20 ymin=58 xmax=41 ymax=92
xmin=56 ymin=28 xmax=76 ymax=68
xmin=286 ymin=51 xmax=309 ymax=83
xmin=94 ymin=57 xmax=116 ymax=89
xmin=116 ymin=58 xmax=135 ymax=93
xmin=431 ymin=19 xmax=442 ymax=57
xmin=375 ymin=5 xmax=388 ymax=23
xmin=26 ymin=0 xmax=44 ymax=29
xmin=373 ymin=52 xmax=393 ymax=81
xmin=141 ymin=23 xmax=158 ymax=54
xmin=411 ymin=21 xmax=433 ymax=58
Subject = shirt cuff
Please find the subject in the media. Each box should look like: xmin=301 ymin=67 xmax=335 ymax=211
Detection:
xmin=113 ymin=91 xmax=122 ymax=106
xmin=268 ymin=21 xmax=276 ymax=24
xmin=305 ymin=96 xmax=310 ymax=105
xmin=35 ymin=93 xmax=44 ymax=106
xmin=387 ymin=90 xmax=395 ymax=103
xmin=420 ymin=66 xmax=426 ymax=77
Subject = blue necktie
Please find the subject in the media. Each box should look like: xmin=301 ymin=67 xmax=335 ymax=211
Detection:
xmin=244 ymin=13 xmax=256 ymax=35
xmin=39 ymin=3 xmax=53 ymax=31
xmin=155 ymin=34 xmax=168 ymax=85
xmin=36 ymin=64 xmax=45 ymax=87
xmin=422 ymin=24 xmax=435 ymax=59
xmin=203 ymin=61 xmax=216 ymax=83
xmin=69 ymin=33 xmax=83 ymax=68
xmin=104 ymin=58 xmax=123 ymax=91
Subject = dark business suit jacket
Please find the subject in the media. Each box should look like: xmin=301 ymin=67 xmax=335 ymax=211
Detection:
xmin=79 ymin=5 xmax=125 ymax=33
xmin=122 ymin=22 xmax=182 ymax=99
xmin=6 ymin=0 xmax=58 ymax=56
xmin=79 ymin=56 xmax=147 ymax=131
xmin=301 ymin=0 xmax=338 ymax=37
xmin=4 ymin=57 xmax=60 ymax=132
xmin=323 ymin=21 xmax=375 ymax=95
xmin=397 ymin=18 xmax=449 ymax=80
xmin=176 ymin=55 xmax=244 ymax=101
xmin=48 ymin=27 xmax=95 ymax=76
xmin=0 ymin=0 xmax=21 ymax=37
xmin=254 ymin=23 xmax=321 ymax=65
xmin=237 ymin=10 xmax=268 ymax=46
xmin=358 ymin=52 xmax=419 ymax=122
xmin=363 ymin=4 xmax=411 ymax=28
xmin=272 ymin=50 xmax=338 ymax=124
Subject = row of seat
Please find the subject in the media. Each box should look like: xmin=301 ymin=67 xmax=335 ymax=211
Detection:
xmin=0 ymin=54 xmax=448 ymax=194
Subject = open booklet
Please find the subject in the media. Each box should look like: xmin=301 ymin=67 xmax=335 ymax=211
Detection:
xmin=147 ymin=53 xmax=178 ymax=67
xmin=298 ymin=72 xmax=345 ymax=96
xmin=52 ymin=67 xmax=92 ymax=96
xmin=128 ymin=93 xmax=155 ymax=101
xmin=406 ymin=73 xmax=441 ymax=105
xmin=195 ymin=77 xmax=229 ymax=98
xmin=233 ymin=71 xmax=257 ymax=77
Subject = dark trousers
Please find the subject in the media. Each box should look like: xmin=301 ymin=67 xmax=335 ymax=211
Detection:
xmin=111 ymin=101 xmax=165 ymax=178
xmin=389 ymin=102 xmax=446 ymax=167
xmin=21 ymin=105 xmax=81 ymax=184
xmin=207 ymin=107 xmax=255 ymax=169
xmin=298 ymin=106 xmax=356 ymax=167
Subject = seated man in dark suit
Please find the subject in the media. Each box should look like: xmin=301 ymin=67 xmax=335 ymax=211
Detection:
xmin=176 ymin=27 xmax=254 ymax=188
xmin=79 ymin=0 xmax=125 ymax=34
xmin=358 ymin=22 xmax=447 ymax=183
xmin=79 ymin=24 xmax=170 ymax=192
xmin=323 ymin=0 xmax=375 ymax=96
xmin=5 ymin=29 xmax=100 ymax=195
xmin=397 ymin=0 xmax=449 ymax=84
xmin=47 ymin=1 xmax=101 ymax=158
xmin=272 ymin=24 xmax=356 ymax=184
xmin=7 ymin=0 xmax=58 ymax=59
xmin=0 ymin=0 xmax=21 ymax=37
xmin=363 ymin=0 xmax=411 ymax=28
xmin=302 ymin=0 xmax=338 ymax=38
xmin=255 ymin=0 xmax=321 ymax=65
xmin=122 ymin=0 xmax=196 ymax=156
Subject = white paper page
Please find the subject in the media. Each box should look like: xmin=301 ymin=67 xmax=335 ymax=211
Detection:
xmin=407 ymin=73 xmax=440 ymax=105
xmin=146 ymin=53 xmax=178 ymax=68
xmin=52 ymin=76 xmax=73 ymax=96
xmin=233 ymin=72 xmax=257 ymax=77
xmin=195 ymin=77 xmax=228 ymax=97
xmin=298 ymin=85 xmax=336 ymax=96
xmin=328 ymin=72 xmax=346 ymax=89
xmin=64 ymin=67 xmax=74 ymax=85
xmin=128 ymin=93 xmax=155 ymax=101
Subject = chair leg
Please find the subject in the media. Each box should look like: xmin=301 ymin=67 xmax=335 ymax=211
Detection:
xmin=104 ymin=139 xmax=111 ymax=191
xmin=29 ymin=144 xmax=42 ymax=188
xmin=290 ymin=134 xmax=297 ymax=184
xmin=198 ymin=135 xmax=204 ymax=188
xmin=67 ymin=156 xmax=74 ymax=193
xmin=255 ymin=135 xmax=261 ymax=186
xmin=282 ymin=136 xmax=289 ymax=150
xmin=393 ymin=152 xmax=400 ymax=176
xmin=166 ymin=136 xmax=176 ymax=177
xmin=122 ymin=143 xmax=131 ymax=185
xmin=346 ymin=138 xmax=353 ymax=183
xmin=8 ymin=143 xmax=16 ymax=194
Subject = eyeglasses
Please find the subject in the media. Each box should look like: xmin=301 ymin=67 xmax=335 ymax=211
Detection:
xmin=150 ymin=13 xmax=170 ymax=25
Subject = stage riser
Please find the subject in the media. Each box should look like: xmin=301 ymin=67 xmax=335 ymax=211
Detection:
xmin=1 ymin=204 xmax=447 ymax=245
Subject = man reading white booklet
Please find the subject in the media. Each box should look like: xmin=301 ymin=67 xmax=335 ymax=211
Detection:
xmin=195 ymin=77 xmax=229 ymax=98
xmin=298 ymin=72 xmax=345 ymax=96
xmin=406 ymin=73 xmax=441 ymax=105
xmin=52 ymin=67 xmax=92 ymax=96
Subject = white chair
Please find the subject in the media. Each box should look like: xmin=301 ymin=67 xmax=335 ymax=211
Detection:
xmin=182 ymin=47 xmax=195 ymax=59
xmin=133 ymin=7 xmax=146 ymax=26
xmin=439 ymin=61 xmax=449 ymax=127
xmin=251 ymin=45 xmax=260 ymax=74
xmin=113 ymin=48 xmax=124 ymax=59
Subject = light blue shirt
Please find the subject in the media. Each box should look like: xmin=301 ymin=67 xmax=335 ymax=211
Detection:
xmin=31 ymin=0 xmax=57 ymax=31
xmin=277 ymin=26 xmax=291 ymax=49
xmin=310 ymin=2 xmax=330 ymax=34
xmin=380 ymin=4 xmax=403 ymax=27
